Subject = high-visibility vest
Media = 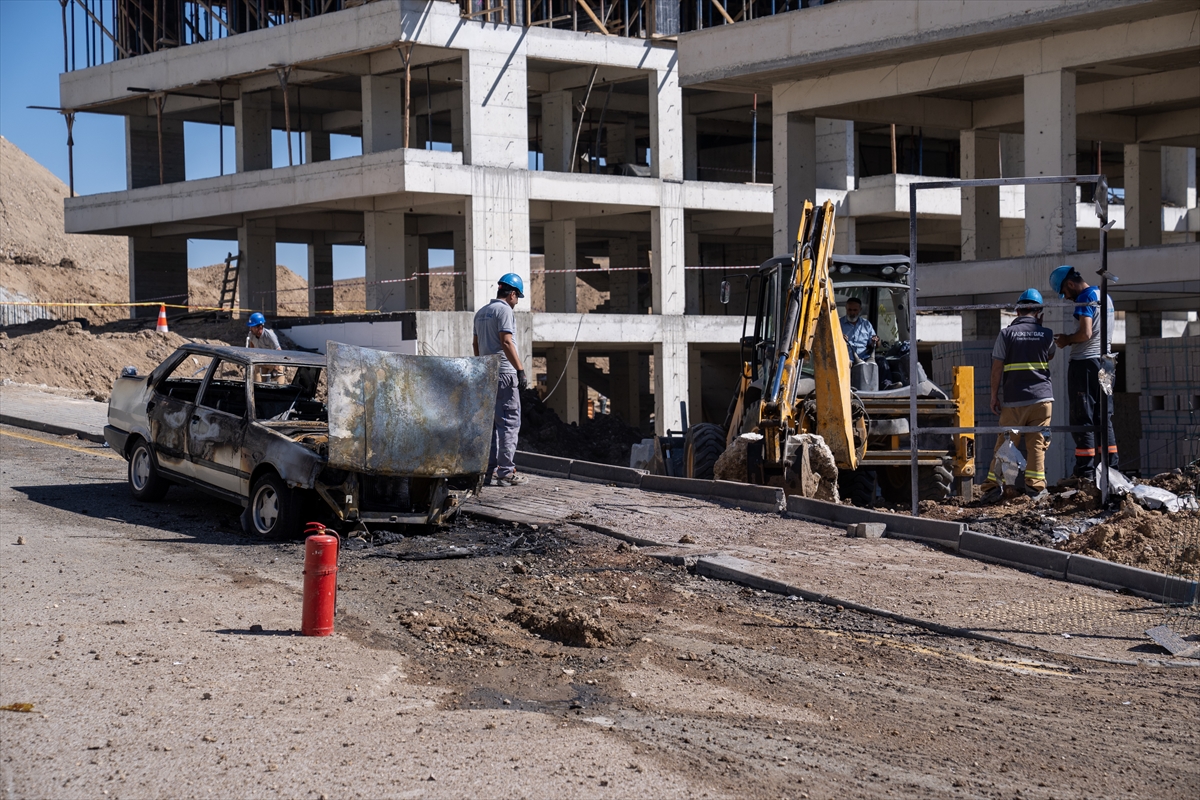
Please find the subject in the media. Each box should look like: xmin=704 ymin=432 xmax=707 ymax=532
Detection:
xmin=998 ymin=316 xmax=1055 ymax=406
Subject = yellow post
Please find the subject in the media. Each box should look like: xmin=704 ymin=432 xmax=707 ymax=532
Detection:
xmin=952 ymin=365 xmax=976 ymax=498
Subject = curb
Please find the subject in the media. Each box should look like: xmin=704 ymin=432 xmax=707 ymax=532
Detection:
xmin=1065 ymin=554 xmax=1199 ymax=605
xmin=514 ymin=451 xmax=573 ymax=477
xmin=710 ymin=481 xmax=786 ymax=513
xmin=0 ymin=414 xmax=106 ymax=444
xmin=959 ymin=531 xmax=1071 ymax=580
xmin=568 ymin=460 xmax=646 ymax=487
xmin=785 ymin=495 xmax=963 ymax=551
xmin=639 ymin=474 xmax=714 ymax=498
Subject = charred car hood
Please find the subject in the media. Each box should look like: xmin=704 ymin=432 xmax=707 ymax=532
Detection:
xmin=325 ymin=341 xmax=500 ymax=478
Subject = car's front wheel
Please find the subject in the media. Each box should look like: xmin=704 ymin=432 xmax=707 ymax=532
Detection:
xmin=241 ymin=472 xmax=301 ymax=539
xmin=128 ymin=439 xmax=170 ymax=501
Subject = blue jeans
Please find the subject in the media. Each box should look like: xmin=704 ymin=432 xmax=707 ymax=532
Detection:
xmin=489 ymin=373 xmax=521 ymax=478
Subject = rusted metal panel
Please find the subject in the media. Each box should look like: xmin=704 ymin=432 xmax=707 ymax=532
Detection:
xmin=326 ymin=342 xmax=500 ymax=478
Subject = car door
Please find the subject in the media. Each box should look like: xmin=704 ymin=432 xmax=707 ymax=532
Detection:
xmin=188 ymin=358 xmax=250 ymax=497
xmin=148 ymin=353 xmax=214 ymax=479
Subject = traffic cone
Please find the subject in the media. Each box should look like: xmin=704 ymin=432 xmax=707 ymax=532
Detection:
xmin=156 ymin=305 xmax=169 ymax=333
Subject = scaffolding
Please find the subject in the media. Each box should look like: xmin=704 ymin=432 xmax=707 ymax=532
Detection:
xmin=59 ymin=0 xmax=837 ymax=71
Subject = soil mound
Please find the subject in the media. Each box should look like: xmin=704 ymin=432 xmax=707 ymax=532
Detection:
xmin=506 ymin=604 xmax=617 ymax=648
xmin=518 ymin=389 xmax=645 ymax=467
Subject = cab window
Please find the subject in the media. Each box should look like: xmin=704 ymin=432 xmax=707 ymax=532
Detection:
xmin=154 ymin=355 xmax=213 ymax=403
xmin=198 ymin=360 xmax=248 ymax=417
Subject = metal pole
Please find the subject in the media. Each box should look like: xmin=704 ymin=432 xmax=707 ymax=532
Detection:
xmin=1098 ymin=224 xmax=1110 ymax=505
xmin=908 ymin=182 xmax=920 ymax=516
xmin=154 ymin=94 xmax=165 ymax=184
xmin=402 ymin=44 xmax=412 ymax=150
xmin=217 ymin=81 xmax=224 ymax=176
xmin=61 ymin=0 xmax=70 ymax=73
xmin=65 ymin=112 xmax=76 ymax=197
xmin=750 ymin=93 xmax=757 ymax=183
xmin=277 ymin=67 xmax=293 ymax=167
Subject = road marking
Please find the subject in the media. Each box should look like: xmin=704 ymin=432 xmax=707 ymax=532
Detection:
xmin=0 ymin=429 xmax=123 ymax=461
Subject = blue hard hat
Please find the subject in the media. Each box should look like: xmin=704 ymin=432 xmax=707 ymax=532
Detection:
xmin=1017 ymin=288 xmax=1044 ymax=306
xmin=1048 ymin=265 xmax=1075 ymax=297
xmin=498 ymin=273 xmax=525 ymax=298
xmin=247 ymin=312 xmax=266 ymax=327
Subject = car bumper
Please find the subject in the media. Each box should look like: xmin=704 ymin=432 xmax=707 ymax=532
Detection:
xmin=103 ymin=425 xmax=130 ymax=457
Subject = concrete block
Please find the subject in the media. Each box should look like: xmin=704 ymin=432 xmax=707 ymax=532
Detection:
xmin=710 ymin=481 xmax=786 ymax=513
xmin=848 ymin=522 xmax=886 ymax=539
xmin=514 ymin=451 xmax=573 ymax=477
xmin=786 ymin=496 xmax=963 ymax=551
xmin=958 ymin=531 xmax=1070 ymax=580
xmin=693 ymin=555 xmax=793 ymax=596
xmin=1066 ymin=554 xmax=1198 ymax=605
xmin=568 ymin=459 xmax=646 ymax=488
xmin=638 ymin=474 xmax=714 ymax=498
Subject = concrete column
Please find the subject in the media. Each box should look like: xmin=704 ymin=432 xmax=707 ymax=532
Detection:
xmin=417 ymin=235 xmax=431 ymax=310
xmin=998 ymin=132 xmax=1024 ymax=178
xmin=128 ymin=237 xmax=187 ymax=319
xmin=308 ymin=243 xmax=334 ymax=315
xmin=125 ymin=116 xmax=185 ymax=189
xmin=960 ymin=129 xmax=1001 ymax=261
xmin=684 ymin=231 xmax=701 ymax=315
xmin=1162 ymin=146 xmax=1197 ymax=208
xmin=235 ymin=90 xmax=273 ymax=172
xmin=816 ymin=118 xmax=853 ymax=191
xmin=462 ymin=45 xmax=528 ymax=168
xmin=541 ymin=91 xmax=574 ymax=173
xmin=688 ymin=346 xmax=702 ymax=426
xmin=1023 ymin=70 xmax=1076 ymax=256
xmin=608 ymin=236 xmax=640 ymax=313
xmin=1123 ymin=311 xmax=1148 ymax=394
xmin=361 ymin=75 xmax=405 ymax=154
xmin=364 ymin=210 xmax=405 ymax=312
xmin=834 ymin=216 xmax=856 ymax=255
xmin=652 ymin=183 xmax=686 ymax=315
xmin=654 ymin=316 xmax=688 ymax=436
xmin=683 ymin=108 xmax=698 ymax=181
xmin=545 ymin=347 xmax=581 ymax=424
xmin=238 ymin=218 xmax=277 ymax=315
xmin=1124 ymin=144 xmax=1162 ymax=248
xmin=465 ymin=173 xmax=531 ymax=310
xmin=404 ymin=235 xmax=421 ymax=310
xmin=450 ymin=105 xmax=464 ymax=152
xmin=543 ymin=221 xmax=577 ymax=313
xmin=772 ymin=103 xmax=816 ymax=255
xmin=305 ymin=130 xmax=331 ymax=163
xmin=1042 ymin=301 xmax=1071 ymax=484
xmin=453 ymin=226 xmax=468 ymax=311
xmin=648 ymin=67 xmax=682 ymax=181
xmin=624 ymin=120 xmax=639 ymax=165
xmin=609 ymin=351 xmax=641 ymax=430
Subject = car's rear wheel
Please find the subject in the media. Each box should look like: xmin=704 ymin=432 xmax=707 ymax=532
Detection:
xmin=241 ymin=472 xmax=301 ymax=539
xmin=128 ymin=439 xmax=169 ymax=501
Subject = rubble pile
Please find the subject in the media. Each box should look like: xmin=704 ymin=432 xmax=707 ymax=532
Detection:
xmin=517 ymin=389 xmax=646 ymax=467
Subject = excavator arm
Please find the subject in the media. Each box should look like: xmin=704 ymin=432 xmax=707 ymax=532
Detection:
xmin=761 ymin=200 xmax=859 ymax=470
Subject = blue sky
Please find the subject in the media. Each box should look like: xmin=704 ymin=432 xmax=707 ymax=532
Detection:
xmin=0 ymin=0 xmax=455 ymax=279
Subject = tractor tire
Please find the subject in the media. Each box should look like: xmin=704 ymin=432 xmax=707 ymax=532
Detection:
xmin=838 ymin=467 xmax=877 ymax=508
xmin=685 ymin=423 xmax=727 ymax=480
xmin=878 ymin=456 xmax=954 ymax=505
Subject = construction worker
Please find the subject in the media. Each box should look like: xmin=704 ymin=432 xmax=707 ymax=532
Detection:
xmin=980 ymin=289 xmax=1056 ymax=500
xmin=473 ymin=274 xmax=528 ymax=487
xmin=840 ymin=297 xmax=879 ymax=362
xmin=1049 ymin=265 xmax=1118 ymax=480
xmin=245 ymin=312 xmax=283 ymax=383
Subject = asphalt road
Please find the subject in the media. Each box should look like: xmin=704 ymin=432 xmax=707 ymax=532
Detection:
xmin=1 ymin=425 xmax=1198 ymax=799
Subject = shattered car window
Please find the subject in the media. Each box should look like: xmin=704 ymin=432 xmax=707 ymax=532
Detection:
xmin=198 ymin=360 xmax=248 ymax=417
xmin=253 ymin=365 xmax=328 ymax=422
xmin=156 ymin=355 xmax=214 ymax=403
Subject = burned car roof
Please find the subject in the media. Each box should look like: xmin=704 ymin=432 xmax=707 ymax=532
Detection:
xmin=174 ymin=343 xmax=326 ymax=366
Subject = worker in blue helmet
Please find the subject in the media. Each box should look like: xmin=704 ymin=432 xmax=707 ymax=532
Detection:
xmin=246 ymin=311 xmax=283 ymax=382
xmin=1048 ymin=265 xmax=1118 ymax=480
xmin=979 ymin=288 xmax=1057 ymax=501
xmin=473 ymin=273 xmax=528 ymax=487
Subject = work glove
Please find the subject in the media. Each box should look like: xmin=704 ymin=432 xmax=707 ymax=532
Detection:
xmin=516 ymin=369 xmax=529 ymax=391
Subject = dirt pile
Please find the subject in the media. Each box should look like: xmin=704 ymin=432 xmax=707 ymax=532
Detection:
xmin=518 ymin=388 xmax=646 ymax=466
xmin=0 ymin=321 xmax=220 ymax=400
xmin=1063 ymin=495 xmax=1200 ymax=578
xmin=505 ymin=602 xmax=617 ymax=648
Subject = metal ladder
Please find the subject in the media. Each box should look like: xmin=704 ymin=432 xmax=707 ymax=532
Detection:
xmin=216 ymin=251 xmax=242 ymax=319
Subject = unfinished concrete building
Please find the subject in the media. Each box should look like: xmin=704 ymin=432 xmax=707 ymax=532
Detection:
xmin=60 ymin=0 xmax=1198 ymax=479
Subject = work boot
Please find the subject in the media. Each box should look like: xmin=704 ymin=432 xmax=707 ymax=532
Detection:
xmin=980 ymin=486 xmax=1004 ymax=505
xmin=495 ymin=473 xmax=529 ymax=487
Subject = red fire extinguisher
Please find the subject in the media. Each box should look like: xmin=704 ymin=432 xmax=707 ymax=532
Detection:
xmin=302 ymin=522 xmax=338 ymax=636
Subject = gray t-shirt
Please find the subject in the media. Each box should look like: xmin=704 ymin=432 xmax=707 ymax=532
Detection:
xmin=246 ymin=328 xmax=281 ymax=350
xmin=1069 ymin=285 xmax=1115 ymax=361
xmin=473 ymin=299 xmax=517 ymax=375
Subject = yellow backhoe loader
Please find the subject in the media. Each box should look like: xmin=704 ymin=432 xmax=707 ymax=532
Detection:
xmin=683 ymin=200 xmax=975 ymax=505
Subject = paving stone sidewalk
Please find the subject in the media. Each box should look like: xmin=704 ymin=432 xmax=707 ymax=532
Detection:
xmin=0 ymin=385 xmax=108 ymax=442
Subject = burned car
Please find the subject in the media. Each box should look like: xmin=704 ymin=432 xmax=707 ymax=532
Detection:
xmin=104 ymin=341 xmax=499 ymax=537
